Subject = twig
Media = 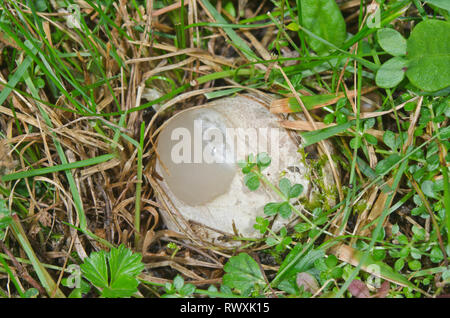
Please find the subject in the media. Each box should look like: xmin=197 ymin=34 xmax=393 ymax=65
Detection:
xmin=0 ymin=240 xmax=45 ymax=295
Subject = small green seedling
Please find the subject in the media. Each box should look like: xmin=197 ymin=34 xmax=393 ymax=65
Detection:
xmin=167 ymin=242 xmax=180 ymax=259
xmin=62 ymin=277 xmax=91 ymax=298
xmin=263 ymin=178 xmax=304 ymax=219
xmin=240 ymin=153 xmax=304 ymax=219
xmin=238 ymin=152 xmax=272 ymax=191
xmin=162 ymin=275 xmax=196 ymax=298
xmin=265 ymin=226 xmax=293 ymax=253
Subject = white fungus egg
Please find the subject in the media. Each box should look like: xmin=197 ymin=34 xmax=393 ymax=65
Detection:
xmin=154 ymin=95 xmax=334 ymax=247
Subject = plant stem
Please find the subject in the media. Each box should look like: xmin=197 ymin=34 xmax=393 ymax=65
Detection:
xmin=135 ymin=122 xmax=146 ymax=248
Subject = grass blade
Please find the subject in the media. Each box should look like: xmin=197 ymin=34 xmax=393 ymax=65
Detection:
xmin=301 ymin=120 xmax=354 ymax=147
xmin=1 ymin=154 xmax=115 ymax=182
xmin=10 ymin=215 xmax=65 ymax=298
xmin=199 ymin=0 xmax=259 ymax=61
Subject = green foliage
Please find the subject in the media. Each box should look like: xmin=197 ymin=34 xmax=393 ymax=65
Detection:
xmin=375 ymin=57 xmax=407 ymax=88
xmin=80 ymin=245 xmax=145 ymax=298
xmin=383 ymin=130 xmax=400 ymax=151
xmin=376 ymin=20 xmax=450 ymax=92
xmin=61 ymin=277 xmax=91 ymax=298
xmin=254 ymin=216 xmax=270 ymax=234
xmin=421 ymin=180 xmax=439 ymax=199
xmin=0 ymin=198 xmax=12 ymax=241
xmin=275 ymin=245 xmax=326 ymax=295
xmin=387 ymin=221 xmax=444 ymax=279
xmin=406 ymin=20 xmax=450 ymax=92
xmin=375 ymin=154 xmax=402 ymax=175
xmin=223 ymin=1 xmax=236 ymax=18
xmin=239 ymin=152 xmax=272 ymax=191
xmin=315 ymin=255 xmax=344 ymax=281
xmin=2 ymin=0 xmax=448 ymax=300
xmin=301 ymin=120 xmax=354 ymax=147
xmin=263 ymin=178 xmax=304 ymax=219
xmin=23 ymin=288 xmax=39 ymax=298
xmin=265 ymin=227 xmax=293 ymax=253
xmin=163 ymin=275 xmax=196 ymax=298
xmin=256 ymin=152 xmax=272 ymax=168
xmin=299 ymin=0 xmax=346 ymax=54
xmin=424 ymin=0 xmax=450 ymax=12
xmin=243 ymin=172 xmax=260 ymax=191
xmin=377 ymin=28 xmax=407 ymax=57
xmin=240 ymin=153 xmax=304 ymax=222
xmin=222 ymin=253 xmax=266 ymax=295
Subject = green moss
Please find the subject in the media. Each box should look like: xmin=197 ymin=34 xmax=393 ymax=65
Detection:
xmin=354 ymin=200 xmax=368 ymax=214
xmin=295 ymin=149 xmax=338 ymax=212
xmin=300 ymin=189 xmax=335 ymax=212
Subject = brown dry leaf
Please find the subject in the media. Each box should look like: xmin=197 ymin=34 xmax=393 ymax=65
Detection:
xmin=348 ymin=280 xmax=371 ymax=298
xmin=142 ymin=229 xmax=155 ymax=253
xmin=296 ymin=272 xmax=320 ymax=294
xmin=0 ymin=139 xmax=15 ymax=175
xmin=374 ymin=281 xmax=390 ymax=298
xmin=359 ymin=178 xmax=394 ymax=237
xmin=37 ymin=211 xmax=52 ymax=227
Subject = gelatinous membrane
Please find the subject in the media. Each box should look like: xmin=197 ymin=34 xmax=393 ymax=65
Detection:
xmin=157 ymin=107 xmax=237 ymax=206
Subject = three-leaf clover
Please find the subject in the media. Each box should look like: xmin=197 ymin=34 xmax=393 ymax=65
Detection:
xmin=265 ymin=227 xmax=292 ymax=252
xmin=253 ymin=216 xmax=270 ymax=234
xmin=263 ymin=178 xmax=304 ymax=219
xmin=239 ymin=152 xmax=273 ymax=191
xmin=376 ymin=20 xmax=450 ymax=92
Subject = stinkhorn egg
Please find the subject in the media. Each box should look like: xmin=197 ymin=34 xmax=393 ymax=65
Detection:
xmin=155 ymin=95 xmax=333 ymax=247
